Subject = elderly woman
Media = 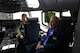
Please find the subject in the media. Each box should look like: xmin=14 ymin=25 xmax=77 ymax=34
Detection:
xmin=30 ymin=16 xmax=63 ymax=53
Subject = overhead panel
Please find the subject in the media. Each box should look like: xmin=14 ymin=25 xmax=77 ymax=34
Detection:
xmin=39 ymin=0 xmax=58 ymax=11
xmin=63 ymin=0 xmax=79 ymax=12
xmin=39 ymin=0 xmax=80 ymax=12
xmin=0 ymin=0 xmax=79 ymax=13
xmin=0 ymin=0 xmax=22 ymax=13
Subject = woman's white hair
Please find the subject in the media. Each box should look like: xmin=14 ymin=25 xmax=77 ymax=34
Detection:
xmin=50 ymin=16 xmax=60 ymax=24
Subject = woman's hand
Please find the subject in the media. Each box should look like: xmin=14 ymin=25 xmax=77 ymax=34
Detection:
xmin=35 ymin=41 xmax=44 ymax=50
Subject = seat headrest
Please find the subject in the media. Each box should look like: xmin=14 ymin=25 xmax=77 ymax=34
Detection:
xmin=28 ymin=18 xmax=38 ymax=22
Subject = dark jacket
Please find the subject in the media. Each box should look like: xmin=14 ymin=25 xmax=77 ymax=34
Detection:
xmin=43 ymin=27 xmax=63 ymax=53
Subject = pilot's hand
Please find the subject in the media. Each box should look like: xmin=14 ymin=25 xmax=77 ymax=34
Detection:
xmin=20 ymin=35 xmax=24 ymax=39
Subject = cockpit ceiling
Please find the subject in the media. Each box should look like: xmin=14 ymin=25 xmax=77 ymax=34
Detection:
xmin=39 ymin=0 xmax=80 ymax=12
xmin=0 ymin=0 xmax=79 ymax=13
